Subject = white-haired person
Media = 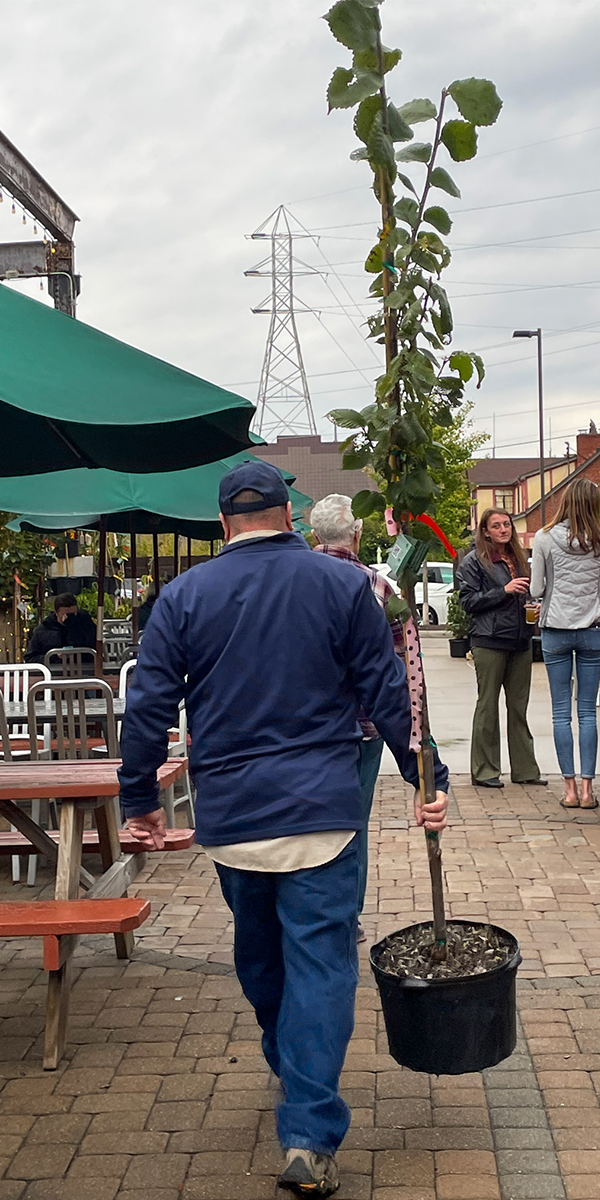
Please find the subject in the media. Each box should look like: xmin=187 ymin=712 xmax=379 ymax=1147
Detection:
xmin=311 ymin=493 xmax=449 ymax=941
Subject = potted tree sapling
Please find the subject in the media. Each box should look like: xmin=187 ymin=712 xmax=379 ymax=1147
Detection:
xmin=325 ymin=0 xmax=521 ymax=1076
xmin=447 ymin=589 xmax=471 ymax=657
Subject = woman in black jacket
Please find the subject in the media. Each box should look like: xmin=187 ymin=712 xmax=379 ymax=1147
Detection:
xmin=457 ymin=508 xmax=545 ymax=789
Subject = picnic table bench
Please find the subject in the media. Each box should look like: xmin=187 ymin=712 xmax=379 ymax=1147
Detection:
xmin=0 ymin=758 xmax=194 ymax=1068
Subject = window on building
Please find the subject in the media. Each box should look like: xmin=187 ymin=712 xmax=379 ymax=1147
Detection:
xmin=494 ymin=489 xmax=514 ymax=513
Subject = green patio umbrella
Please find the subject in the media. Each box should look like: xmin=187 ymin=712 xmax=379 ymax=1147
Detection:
xmin=2 ymin=455 xmax=313 ymax=650
xmin=0 ymin=284 xmax=254 ymax=474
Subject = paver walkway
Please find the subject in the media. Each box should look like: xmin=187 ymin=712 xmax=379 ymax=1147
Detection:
xmin=2 ymin=774 xmax=600 ymax=1199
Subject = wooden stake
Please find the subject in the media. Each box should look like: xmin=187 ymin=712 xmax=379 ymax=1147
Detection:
xmin=129 ymin=520 xmax=138 ymax=645
xmin=152 ymin=533 xmax=160 ymax=598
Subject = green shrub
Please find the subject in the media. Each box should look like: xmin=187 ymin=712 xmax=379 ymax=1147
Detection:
xmin=447 ymin=590 xmax=471 ymax=639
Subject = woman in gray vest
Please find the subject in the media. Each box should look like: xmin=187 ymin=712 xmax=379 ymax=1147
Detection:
xmin=531 ymin=478 xmax=600 ymax=809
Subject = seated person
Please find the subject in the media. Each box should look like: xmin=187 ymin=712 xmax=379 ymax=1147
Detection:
xmin=25 ymin=593 xmax=96 ymax=663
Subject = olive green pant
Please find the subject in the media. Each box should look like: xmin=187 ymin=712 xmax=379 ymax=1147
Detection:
xmin=471 ymin=645 xmax=540 ymax=783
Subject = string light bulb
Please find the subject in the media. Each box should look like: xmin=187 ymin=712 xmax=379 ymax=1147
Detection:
xmin=22 ymin=212 xmax=26 ymax=225
xmin=33 ymin=222 xmax=38 ymax=235
xmin=39 ymin=281 xmax=44 ymax=291
xmin=0 ymin=190 xmax=3 ymax=203
xmin=11 ymin=201 xmax=15 ymax=214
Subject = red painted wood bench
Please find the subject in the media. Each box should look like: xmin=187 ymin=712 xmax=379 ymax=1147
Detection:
xmin=0 ymin=897 xmax=151 ymax=970
xmin=0 ymin=828 xmax=195 ymax=855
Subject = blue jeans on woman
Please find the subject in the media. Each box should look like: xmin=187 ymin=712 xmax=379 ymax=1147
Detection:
xmin=542 ymin=627 xmax=600 ymax=778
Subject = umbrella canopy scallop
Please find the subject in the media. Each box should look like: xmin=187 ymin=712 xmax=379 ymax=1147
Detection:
xmin=0 ymin=284 xmax=254 ymax=474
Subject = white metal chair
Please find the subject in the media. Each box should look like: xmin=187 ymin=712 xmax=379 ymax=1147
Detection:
xmin=0 ymin=663 xmax=52 ymax=885
xmin=165 ymin=704 xmax=195 ymax=828
xmin=44 ymin=648 xmax=97 ymax=678
xmin=117 ymin=660 xmax=194 ymax=826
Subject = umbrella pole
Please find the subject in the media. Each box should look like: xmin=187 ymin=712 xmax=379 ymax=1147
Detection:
xmin=210 ymin=540 xmax=214 ymax=558
xmin=130 ymin=523 xmax=138 ymax=645
xmin=96 ymin=517 xmax=107 ymax=675
xmin=173 ymin=534 xmax=179 ymax=577
xmin=187 ymin=537 xmax=192 ymax=571
xmin=153 ymin=533 xmax=161 ymax=598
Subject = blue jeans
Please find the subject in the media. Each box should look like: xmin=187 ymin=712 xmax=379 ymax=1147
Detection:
xmin=357 ymin=737 xmax=384 ymax=914
xmin=215 ymin=836 xmax=360 ymax=1154
xmin=542 ymin=627 xmax=600 ymax=778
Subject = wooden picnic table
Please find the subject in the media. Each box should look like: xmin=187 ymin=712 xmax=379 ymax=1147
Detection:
xmin=0 ymin=757 xmax=187 ymax=1068
xmin=3 ymin=698 xmax=127 ymax=725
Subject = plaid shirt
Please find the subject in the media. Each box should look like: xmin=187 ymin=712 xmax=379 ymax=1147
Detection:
xmin=314 ymin=544 xmax=405 ymax=738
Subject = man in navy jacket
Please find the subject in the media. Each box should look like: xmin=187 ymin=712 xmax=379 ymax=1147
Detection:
xmin=119 ymin=461 xmax=448 ymax=1198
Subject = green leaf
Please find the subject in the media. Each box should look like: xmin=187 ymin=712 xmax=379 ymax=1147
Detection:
xmin=423 ymin=205 xmax=452 ymax=235
xmin=387 ymin=102 xmax=414 ymax=143
xmin=397 ymin=97 xmax=437 ymax=124
xmin=354 ymin=45 xmax=401 ymax=74
xmin=354 ymin=94 xmax=381 ymax=143
xmin=327 ymin=66 xmax=381 ymax=110
xmin=449 ymin=351 xmax=474 ymax=382
xmin=431 ymin=402 xmax=454 ymax=428
xmin=349 ymin=146 xmax=369 ymax=161
xmin=386 ymin=592 xmax=411 ymax=623
xmin=404 ymin=466 xmax=436 ymax=503
xmin=396 ymin=141 xmax=432 ymax=163
xmin=324 ymin=0 xmax=380 ymax=52
xmin=328 ymin=408 xmax=367 ymax=429
xmin=385 ymin=283 xmax=414 ymax=309
xmin=396 ymin=411 xmax=429 ymax=446
xmin=352 ymin=489 xmax=386 ymax=518
xmin=365 ymin=244 xmax=383 ymax=273
xmin=429 ymin=167 xmax=461 ymax=198
xmin=447 ymin=77 xmax=502 ymax=126
xmin=411 ymin=246 xmax=438 ymax=273
xmin=430 ymin=283 xmax=453 ymax=336
xmin=397 ymin=171 xmax=418 ymax=197
xmin=424 ymin=443 xmax=445 ymax=471
xmin=367 ymin=112 xmax=396 ymax=174
xmin=394 ymin=196 xmax=419 ymax=227
xmin=376 ymin=356 xmax=403 ymax=400
xmin=471 ymin=352 xmax=485 ymax=388
xmin=342 ymin=446 xmax=372 ymax=469
xmin=440 ymin=119 xmax=477 ymax=162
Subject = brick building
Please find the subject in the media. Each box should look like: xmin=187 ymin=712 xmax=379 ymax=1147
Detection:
xmin=512 ymin=430 xmax=600 ymax=545
xmin=468 ymin=456 xmax=574 ymax=535
xmin=252 ymin=435 xmax=378 ymax=510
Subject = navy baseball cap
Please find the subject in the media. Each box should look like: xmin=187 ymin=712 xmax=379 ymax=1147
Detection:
xmin=219 ymin=460 xmax=290 ymax=515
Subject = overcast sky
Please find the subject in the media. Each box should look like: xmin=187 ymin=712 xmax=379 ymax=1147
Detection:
xmin=0 ymin=0 xmax=598 ymax=459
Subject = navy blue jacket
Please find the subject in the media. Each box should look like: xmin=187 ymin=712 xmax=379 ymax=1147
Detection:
xmin=118 ymin=532 xmax=448 ymax=844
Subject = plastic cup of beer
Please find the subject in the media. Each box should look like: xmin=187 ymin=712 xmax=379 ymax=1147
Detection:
xmin=525 ymin=602 xmax=538 ymax=624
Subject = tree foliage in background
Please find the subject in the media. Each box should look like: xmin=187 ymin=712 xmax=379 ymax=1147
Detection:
xmin=0 ymin=515 xmax=53 ymax=605
xmin=324 ymin=0 xmax=501 ymax=538
xmin=432 ymin=403 xmax=488 ymax=550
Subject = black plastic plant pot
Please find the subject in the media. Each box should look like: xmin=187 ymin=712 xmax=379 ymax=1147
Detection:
xmin=370 ymin=919 xmax=521 ymax=1075
xmin=449 ymin=637 xmax=469 ymax=658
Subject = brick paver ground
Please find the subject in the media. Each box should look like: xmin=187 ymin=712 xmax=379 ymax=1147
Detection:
xmin=1 ymin=775 xmax=600 ymax=1198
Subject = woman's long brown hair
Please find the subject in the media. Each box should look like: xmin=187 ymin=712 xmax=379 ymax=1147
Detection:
xmin=475 ymin=508 xmax=530 ymax=576
xmin=545 ymin=477 xmax=600 ymax=555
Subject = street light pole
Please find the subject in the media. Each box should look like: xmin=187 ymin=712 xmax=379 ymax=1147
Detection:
xmin=513 ymin=328 xmax=545 ymax=526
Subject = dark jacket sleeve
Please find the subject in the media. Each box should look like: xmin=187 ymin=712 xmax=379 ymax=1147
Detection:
xmin=347 ymin=579 xmax=449 ymax=793
xmin=24 ymin=625 xmax=47 ymax=663
xmin=118 ymin=592 xmax=187 ymax=818
xmin=457 ymin=553 xmax=508 ymax=615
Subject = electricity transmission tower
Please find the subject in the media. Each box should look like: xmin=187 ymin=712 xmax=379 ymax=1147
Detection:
xmin=245 ymin=205 xmax=318 ymax=439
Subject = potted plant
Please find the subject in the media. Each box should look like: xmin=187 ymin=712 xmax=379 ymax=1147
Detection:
xmin=447 ymin=590 xmax=471 ymax=657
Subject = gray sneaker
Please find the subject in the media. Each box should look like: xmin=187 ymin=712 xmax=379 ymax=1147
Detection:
xmin=277 ymin=1148 xmax=340 ymax=1196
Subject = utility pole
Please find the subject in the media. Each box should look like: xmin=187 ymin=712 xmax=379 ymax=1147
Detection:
xmin=0 ymin=130 xmax=79 ymax=315
xmin=513 ymin=328 xmax=545 ymax=525
xmin=245 ymin=205 xmax=318 ymax=440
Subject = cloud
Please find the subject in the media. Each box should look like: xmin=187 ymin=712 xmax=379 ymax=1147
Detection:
xmin=0 ymin=0 xmax=598 ymax=456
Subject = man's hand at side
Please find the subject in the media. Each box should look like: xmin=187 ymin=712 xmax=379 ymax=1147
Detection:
xmin=414 ymin=790 xmax=448 ymax=832
xmin=126 ymin=808 xmax=167 ymax=850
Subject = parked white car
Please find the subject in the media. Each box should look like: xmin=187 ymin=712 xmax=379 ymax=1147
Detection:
xmin=370 ymin=561 xmax=454 ymax=625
